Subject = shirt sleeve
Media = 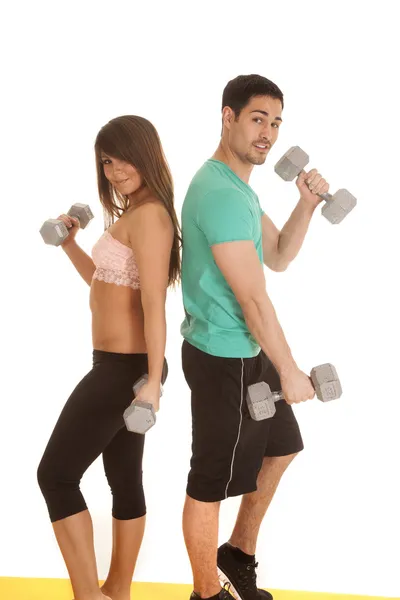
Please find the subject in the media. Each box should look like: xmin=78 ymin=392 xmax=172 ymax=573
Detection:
xmin=258 ymin=196 xmax=265 ymax=217
xmin=197 ymin=189 xmax=253 ymax=246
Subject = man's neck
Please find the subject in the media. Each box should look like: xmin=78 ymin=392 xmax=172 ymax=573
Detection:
xmin=212 ymin=143 xmax=253 ymax=184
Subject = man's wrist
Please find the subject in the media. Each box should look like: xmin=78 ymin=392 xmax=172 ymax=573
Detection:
xmin=298 ymin=196 xmax=318 ymax=214
xmin=277 ymin=360 xmax=299 ymax=379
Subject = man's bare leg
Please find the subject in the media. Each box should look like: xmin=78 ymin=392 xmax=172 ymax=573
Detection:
xmin=183 ymin=495 xmax=222 ymax=598
xmin=229 ymin=454 xmax=297 ymax=554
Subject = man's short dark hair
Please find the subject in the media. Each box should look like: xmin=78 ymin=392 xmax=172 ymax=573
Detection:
xmin=222 ymin=74 xmax=284 ymax=118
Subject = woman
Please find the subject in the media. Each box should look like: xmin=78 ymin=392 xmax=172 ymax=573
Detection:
xmin=37 ymin=115 xmax=181 ymax=600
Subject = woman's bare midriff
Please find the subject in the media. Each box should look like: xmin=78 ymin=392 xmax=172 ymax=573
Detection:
xmin=90 ymin=279 xmax=147 ymax=354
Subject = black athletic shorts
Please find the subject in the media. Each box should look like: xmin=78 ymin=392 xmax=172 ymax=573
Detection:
xmin=182 ymin=340 xmax=304 ymax=502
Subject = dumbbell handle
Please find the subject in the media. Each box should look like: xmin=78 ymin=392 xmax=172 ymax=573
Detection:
xmin=66 ymin=212 xmax=82 ymax=227
xmin=318 ymin=192 xmax=333 ymax=202
xmin=269 ymin=388 xmax=317 ymax=403
xmin=270 ymin=391 xmax=285 ymax=403
xmin=268 ymin=367 xmax=316 ymax=404
xmin=268 ymin=363 xmax=341 ymax=404
xmin=65 ymin=220 xmax=78 ymax=231
xmin=299 ymin=170 xmax=333 ymax=203
xmin=67 ymin=204 xmax=94 ymax=227
xmin=294 ymin=165 xmax=356 ymax=224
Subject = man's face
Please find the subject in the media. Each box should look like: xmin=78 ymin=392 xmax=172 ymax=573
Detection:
xmin=225 ymin=95 xmax=283 ymax=165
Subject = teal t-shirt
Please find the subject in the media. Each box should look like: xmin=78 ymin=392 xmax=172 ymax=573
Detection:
xmin=180 ymin=159 xmax=264 ymax=358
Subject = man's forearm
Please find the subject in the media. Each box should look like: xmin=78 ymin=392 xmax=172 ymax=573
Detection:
xmin=277 ymin=198 xmax=315 ymax=267
xmin=241 ymin=292 xmax=298 ymax=377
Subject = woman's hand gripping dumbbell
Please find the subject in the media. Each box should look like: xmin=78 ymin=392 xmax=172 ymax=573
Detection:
xmin=123 ymin=375 xmax=164 ymax=435
xmin=39 ymin=203 xmax=94 ymax=246
xmin=247 ymin=363 xmax=342 ymax=421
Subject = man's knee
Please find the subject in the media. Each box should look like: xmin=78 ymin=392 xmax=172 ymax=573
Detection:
xmin=262 ymin=452 xmax=299 ymax=472
xmin=277 ymin=451 xmax=299 ymax=465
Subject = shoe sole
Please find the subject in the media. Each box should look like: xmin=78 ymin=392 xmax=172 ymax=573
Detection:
xmin=217 ymin=566 xmax=242 ymax=600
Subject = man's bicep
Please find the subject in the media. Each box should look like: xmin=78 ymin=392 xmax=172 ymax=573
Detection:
xmin=211 ymin=240 xmax=266 ymax=306
xmin=262 ymin=213 xmax=284 ymax=270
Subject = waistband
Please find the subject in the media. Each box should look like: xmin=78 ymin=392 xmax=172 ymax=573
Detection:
xmin=92 ymin=350 xmax=168 ymax=382
xmin=93 ymin=349 xmax=149 ymax=365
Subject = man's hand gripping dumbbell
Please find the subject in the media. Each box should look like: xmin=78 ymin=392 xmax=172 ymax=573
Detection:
xmin=247 ymin=363 xmax=342 ymax=421
xmin=275 ymin=146 xmax=357 ymax=224
xmin=40 ymin=203 xmax=94 ymax=246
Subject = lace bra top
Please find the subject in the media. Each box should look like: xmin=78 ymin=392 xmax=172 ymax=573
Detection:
xmin=92 ymin=230 xmax=140 ymax=289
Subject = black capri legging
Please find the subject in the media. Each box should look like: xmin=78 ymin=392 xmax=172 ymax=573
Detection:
xmin=37 ymin=350 xmax=168 ymax=523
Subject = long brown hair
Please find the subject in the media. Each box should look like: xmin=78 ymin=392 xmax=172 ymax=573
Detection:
xmin=94 ymin=115 xmax=181 ymax=287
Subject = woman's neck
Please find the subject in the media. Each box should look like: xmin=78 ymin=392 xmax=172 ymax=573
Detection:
xmin=126 ymin=185 xmax=151 ymax=209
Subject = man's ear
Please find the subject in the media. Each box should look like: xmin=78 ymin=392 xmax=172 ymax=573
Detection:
xmin=222 ymin=106 xmax=234 ymax=130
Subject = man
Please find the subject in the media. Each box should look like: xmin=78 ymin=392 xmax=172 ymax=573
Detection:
xmin=180 ymin=74 xmax=330 ymax=600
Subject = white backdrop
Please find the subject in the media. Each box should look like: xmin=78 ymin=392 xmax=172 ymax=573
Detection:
xmin=1 ymin=1 xmax=399 ymax=598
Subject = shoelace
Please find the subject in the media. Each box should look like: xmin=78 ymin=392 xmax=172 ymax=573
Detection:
xmin=236 ymin=561 xmax=259 ymax=592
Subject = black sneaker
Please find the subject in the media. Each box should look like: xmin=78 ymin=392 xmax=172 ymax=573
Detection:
xmin=217 ymin=543 xmax=273 ymax=600
xmin=190 ymin=590 xmax=232 ymax=599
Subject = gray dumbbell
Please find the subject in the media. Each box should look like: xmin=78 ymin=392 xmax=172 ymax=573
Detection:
xmin=247 ymin=363 xmax=342 ymax=421
xmin=40 ymin=203 xmax=94 ymax=246
xmin=123 ymin=374 xmax=164 ymax=435
xmin=274 ymin=146 xmax=357 ymax=224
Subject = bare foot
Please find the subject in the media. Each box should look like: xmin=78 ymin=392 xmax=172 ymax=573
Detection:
xmin=101 ymin=587 xmax=130 ymax=600
xmin=101 ymin=585 xmax=131 ymax=600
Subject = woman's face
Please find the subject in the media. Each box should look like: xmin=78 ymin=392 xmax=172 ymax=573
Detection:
xmin=101 ymin=153 xmax=143 ymax=195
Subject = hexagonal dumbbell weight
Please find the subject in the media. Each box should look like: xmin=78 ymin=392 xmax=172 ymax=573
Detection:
xmin=39 ymin=203 xmax=94 ymax=246
xmin=123 ymin=374 xmax=164 ymax=435
xmin=274 ymin=146 xmax=357 ymax=224
xmin=247 ymin=363 xmax=342 ymax=421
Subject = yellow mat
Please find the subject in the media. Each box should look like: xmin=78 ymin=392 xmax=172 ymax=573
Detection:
xmin=0 ymin=578 xmax=397 ymax=600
